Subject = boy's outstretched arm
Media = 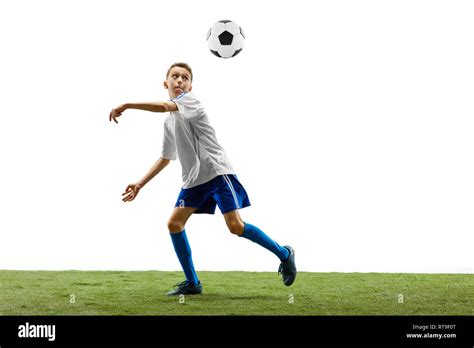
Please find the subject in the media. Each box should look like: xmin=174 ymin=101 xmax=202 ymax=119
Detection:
xmin=122 ymin=157 xmax=171 ymax=202
xmin=110 ymin=102 xmax=177 ymax=124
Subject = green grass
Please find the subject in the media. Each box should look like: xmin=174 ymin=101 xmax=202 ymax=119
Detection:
xmin=0 ymin=271 xmax=472 ymax=315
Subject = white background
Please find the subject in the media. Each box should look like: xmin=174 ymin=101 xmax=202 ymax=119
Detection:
xmin=0 ymin=0 xmax=473 ymax=273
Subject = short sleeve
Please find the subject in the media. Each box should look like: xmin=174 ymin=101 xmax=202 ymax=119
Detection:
xmin=161 ymin=117 xmax=177 ymax=160
xmin=172 ymin=92 xmax=203 ymax=120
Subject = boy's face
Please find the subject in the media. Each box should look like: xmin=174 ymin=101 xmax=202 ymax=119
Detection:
xmin=164 ymin=66 xmax=192 ymax=99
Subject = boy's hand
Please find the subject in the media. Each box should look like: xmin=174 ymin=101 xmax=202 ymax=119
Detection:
xmin=109 ymin=104 xmax=127 ymax=124
xmin=122 ymin=183 xmax=142 ymax=202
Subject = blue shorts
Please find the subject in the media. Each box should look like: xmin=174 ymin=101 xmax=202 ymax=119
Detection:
xmin=174 ymin=175 xmax=251 ymax=214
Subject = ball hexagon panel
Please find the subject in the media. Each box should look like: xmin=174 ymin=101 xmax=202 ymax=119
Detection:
xmin=211 ymin=22 xmax=226 ymax=35
xmin=217 ymin=45 xmax=235 ymax=58
xmin=207 ymin=34 xmax=221 ymax=51
xmin=225 ymin=22 xmax=240 ymax=35
xmin=231 ymin=35 xmax=244 ymax=51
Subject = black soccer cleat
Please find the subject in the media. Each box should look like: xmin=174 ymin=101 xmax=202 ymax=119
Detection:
xmin=278 ymin=246 xmax=297 ymax=286
xmin=166 ymin=280 xmax=203 ymax=296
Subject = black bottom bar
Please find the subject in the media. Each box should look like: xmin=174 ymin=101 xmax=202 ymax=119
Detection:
xmin=0 ymin=316 xmax=472 ymax=346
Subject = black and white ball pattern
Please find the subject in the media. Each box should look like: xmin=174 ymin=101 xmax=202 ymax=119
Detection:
xmin=206 ymin=20 xmax=245 ymax=59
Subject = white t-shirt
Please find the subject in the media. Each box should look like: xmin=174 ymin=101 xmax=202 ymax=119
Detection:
xmin=161 ymin=92 xmax=235 ymax=188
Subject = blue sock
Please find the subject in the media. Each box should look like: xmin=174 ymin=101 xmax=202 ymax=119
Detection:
xmin=169 ymin=229 xmax=199 ymax=285
xmin=240 ymin=223 xmax=290 ymax=262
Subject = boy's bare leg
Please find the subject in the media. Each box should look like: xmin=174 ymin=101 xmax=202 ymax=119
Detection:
xmin=168 ymin=207 xmax=198 ymax=233
xmin=223 ymin=209 xmax=245 ymax=236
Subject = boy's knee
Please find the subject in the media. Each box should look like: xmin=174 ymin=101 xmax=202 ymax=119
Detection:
xmin=227 ymin=220 xmax=244 ymax=236
xmin=168 ymin=219 xmax=185 ymax=233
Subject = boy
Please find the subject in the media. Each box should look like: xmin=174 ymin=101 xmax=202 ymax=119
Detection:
xmin=109 ymin=62 xmax=296 ymax=296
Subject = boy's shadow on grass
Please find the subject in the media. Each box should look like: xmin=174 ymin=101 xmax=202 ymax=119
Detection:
xmin=186 ymin=293 xmax=282 ymax=301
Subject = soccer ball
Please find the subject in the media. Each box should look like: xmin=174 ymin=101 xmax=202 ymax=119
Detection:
xmin=206 ymin=20 xmax=245 ymax=59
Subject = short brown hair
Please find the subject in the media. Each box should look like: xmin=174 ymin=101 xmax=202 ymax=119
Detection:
xmin=166 ymin=62 xmax=193 ymax=82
